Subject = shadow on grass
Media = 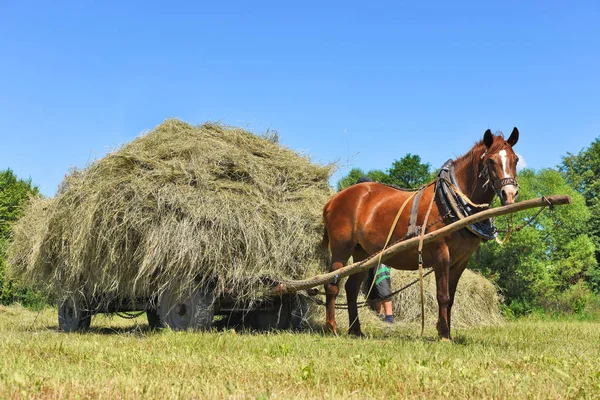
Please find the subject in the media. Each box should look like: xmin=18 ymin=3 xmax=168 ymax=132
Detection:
xmin=40 ymin=317 xmax=496 ymax=346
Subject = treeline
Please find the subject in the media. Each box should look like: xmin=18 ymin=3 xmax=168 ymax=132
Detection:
xmin=0 ymin=170 xmax=46 ymax=307
xmin=336 ymin=140 xmax=600 ymax=317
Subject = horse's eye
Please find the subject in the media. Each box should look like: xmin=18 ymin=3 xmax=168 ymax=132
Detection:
xmin=516 ymin=156 xmax=520 ymax=163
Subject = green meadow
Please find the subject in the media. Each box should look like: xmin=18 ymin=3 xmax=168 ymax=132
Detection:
xmin=1 ymin=305 xmax=599 ymax=399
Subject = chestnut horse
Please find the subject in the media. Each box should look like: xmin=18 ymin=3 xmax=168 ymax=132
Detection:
xmin=322 ymin=128 xmax=520 ymax=339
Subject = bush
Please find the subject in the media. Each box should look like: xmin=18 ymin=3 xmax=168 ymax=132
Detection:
xmin=545 ymin=281 xmax=600 ymax=317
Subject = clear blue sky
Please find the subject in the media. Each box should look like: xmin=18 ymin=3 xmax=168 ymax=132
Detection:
xmin=1 ymin=1 xmax=599 ymax=196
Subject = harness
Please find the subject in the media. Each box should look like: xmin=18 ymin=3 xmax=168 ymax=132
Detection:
xmin=435 ymin=159 xmax=497 ymax=241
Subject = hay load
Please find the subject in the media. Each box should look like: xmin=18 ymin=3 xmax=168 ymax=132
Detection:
xmin=8 ymin=119 xmax=334 ymax=308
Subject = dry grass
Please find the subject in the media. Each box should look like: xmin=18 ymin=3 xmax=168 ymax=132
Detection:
xmin=304 ymin=269 xmax=502 ymax=332
xmin=390 ymin=269 xmax=503 ymax=328
xmin=8 ymin=120 xmax=334 ymax=308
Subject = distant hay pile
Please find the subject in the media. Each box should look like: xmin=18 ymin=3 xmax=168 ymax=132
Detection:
xmin=390 ymin=269 xmax=503 ymax=328
xmin=8 ymin=119 xmax=334 ymax=307
xmin=309 ymin=269 xmax=502 ymax=332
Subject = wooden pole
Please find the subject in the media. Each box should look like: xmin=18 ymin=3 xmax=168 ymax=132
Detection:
xmin=270 ymin=195 xmax=571 ymax=295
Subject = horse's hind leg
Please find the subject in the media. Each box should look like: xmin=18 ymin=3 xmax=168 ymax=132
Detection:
xmin=324 ymin=241 xmax=354 ymax=335
xmin=345 ymin=247 xmax=369 ymax=337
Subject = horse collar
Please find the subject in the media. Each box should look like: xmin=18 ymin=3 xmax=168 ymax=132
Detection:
xmin=436 ymin=160 xmax=497 ymax=241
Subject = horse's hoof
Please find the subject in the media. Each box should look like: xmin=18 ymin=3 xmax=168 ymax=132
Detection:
xmin=324 ymin=323 xmax=337 ymax=336
xmin=440 ymin=337 xmax=452 ymax=343
xmin=348 ymin=329 xmax=365 ymax=338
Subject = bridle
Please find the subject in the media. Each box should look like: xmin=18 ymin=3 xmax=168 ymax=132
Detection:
xmin=479 ymin=149 xmax=519 ymax=198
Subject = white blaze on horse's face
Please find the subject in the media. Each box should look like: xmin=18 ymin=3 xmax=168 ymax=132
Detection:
xmin=499 ymin=150 xmax=509 ymax=178
xmin=498 ymin=150 xmax=519 ymax=204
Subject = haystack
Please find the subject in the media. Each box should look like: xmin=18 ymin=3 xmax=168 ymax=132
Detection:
xmin=8 ymin=119 xmax=334 ymax=308
xmin=390 ymin=269 xmax=503 ymax=327
xmin=307 ymin=269 xmax=502 ymax=332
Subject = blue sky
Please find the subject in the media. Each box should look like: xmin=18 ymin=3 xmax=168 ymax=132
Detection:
xmin=1 ymin=1 xmax=599 ymax=196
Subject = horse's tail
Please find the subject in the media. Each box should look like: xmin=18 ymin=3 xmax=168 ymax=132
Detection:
xmin=320 ymin=202 xmax=332 ymax=267
xmin=319 ymin=225 xmax=331 ymax=268
xmin=321 ymin=226 xmax=329 ymax=252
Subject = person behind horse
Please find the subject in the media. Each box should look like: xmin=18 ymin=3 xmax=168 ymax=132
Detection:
xmin=355 ymin=176 xmax=394 ymax=324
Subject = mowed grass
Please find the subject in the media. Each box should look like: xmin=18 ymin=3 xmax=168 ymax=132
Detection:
xmin=1 ymin=305 xmax=599 ymax=399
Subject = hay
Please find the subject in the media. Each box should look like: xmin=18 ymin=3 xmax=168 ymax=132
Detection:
xmin=8 ymin=119 xmax=334 ymax=308
xmin=306 ymin=269 xmax=502 ymax=333
xmin=390 ymin=269 xmax=503 ymax=328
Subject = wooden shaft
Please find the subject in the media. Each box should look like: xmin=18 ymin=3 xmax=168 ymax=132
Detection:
xmin=269 ymin=195 xmax=571 ymax=295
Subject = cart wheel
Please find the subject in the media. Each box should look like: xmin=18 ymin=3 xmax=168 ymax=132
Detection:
xmin=251 ymin=295 xmax=310 ymax=331
xmin=146 ymin=308 xmax=163 ymax=329
xmin=58 ymin=296 xmax=91 ymax=332
xmin=158 ymin=285 xmax=214 ymax=331
xmin=289 ymin=295 xmax=309 ymax=331
xmin=252 ymin=307 xmax=291 ymax=330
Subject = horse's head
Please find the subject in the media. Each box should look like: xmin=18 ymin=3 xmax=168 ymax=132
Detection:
xmin=481 ymin=127 xmax=520 ymax=205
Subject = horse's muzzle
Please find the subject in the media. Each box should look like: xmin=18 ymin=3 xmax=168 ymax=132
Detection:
xmin=500 ymin=185 xmax=519 ymax=205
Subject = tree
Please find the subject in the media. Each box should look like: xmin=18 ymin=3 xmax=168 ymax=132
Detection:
xmin=0 ymin=169 xmax=41 ymax=305
xmin=469 ymin=168 xmax=598 ymax=313
xmin=336 ymin=154 xmax=434 ymax=192
xmin=386 ymin=153 xmax=433 ymax=189
xmin=559 ymin=138 xmax=600 ymax=291
xmin=336 ymin=168 xmax=367 ymax=191
xmin=336 ymin=168 xmax=390 ymax=192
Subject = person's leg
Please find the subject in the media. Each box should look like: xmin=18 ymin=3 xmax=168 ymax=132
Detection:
xmin=382 ymin=300 xmax=394 ymax=323
xmin=375 ymin=266 xmax=394 ymax=323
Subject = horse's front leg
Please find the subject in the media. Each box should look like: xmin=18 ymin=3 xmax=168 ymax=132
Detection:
xmin=433 ymin=243 xmax=452 ymax=340
xmin=345 ymin=270 xmax=367 ymax=337
xmin=447 ymin=259 xmax=469 ymax=338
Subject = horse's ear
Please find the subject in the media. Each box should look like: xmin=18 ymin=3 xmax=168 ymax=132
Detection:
xmin=507 ymin=127 xmax=519 ymax=147
xmin=483 ymin=129 xmax=493 ymax=148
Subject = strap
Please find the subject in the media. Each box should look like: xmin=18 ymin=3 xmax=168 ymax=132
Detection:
xmin=407 ymin=188 xmax=425 ymax=238
xmin=417 ymin=181 xmax=437 ymax=338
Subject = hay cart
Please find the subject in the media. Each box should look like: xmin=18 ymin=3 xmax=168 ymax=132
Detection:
xmin=58 ymin=276 xmax=310 ymax=332
xmin=58 ymin=195 xmax=570 ymax=332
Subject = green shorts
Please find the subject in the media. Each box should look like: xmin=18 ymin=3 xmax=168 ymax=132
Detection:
xmin=364 ymin=265 xmax=392 ymax=300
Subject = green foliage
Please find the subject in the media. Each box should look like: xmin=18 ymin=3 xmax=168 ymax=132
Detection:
xmin=0 ymin=169 xmax=39 ymax=238
xmin=336 ymin=154 xmax=433 ymax=191
xmin=470 ymin=168 xmax=598 ymax=315
xmin=386 ymin=153 xmax=433 ymax=189
xmin=336 ymin=168 xmax=368 ymax=191
xmin=560 ymin=137 xmax=600 ymax=291
xmin=550 ymin=281 xmax=600 ymax=317
xmin=0 ymin=169 xmax=45 ymax=307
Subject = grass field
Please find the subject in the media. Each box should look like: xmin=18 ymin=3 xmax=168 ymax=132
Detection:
xmin=1 ymin=305 xmax=599 ymax=399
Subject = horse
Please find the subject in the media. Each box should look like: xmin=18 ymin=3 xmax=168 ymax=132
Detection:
xmin=322 ymin=128 xmax=520 ymax=339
